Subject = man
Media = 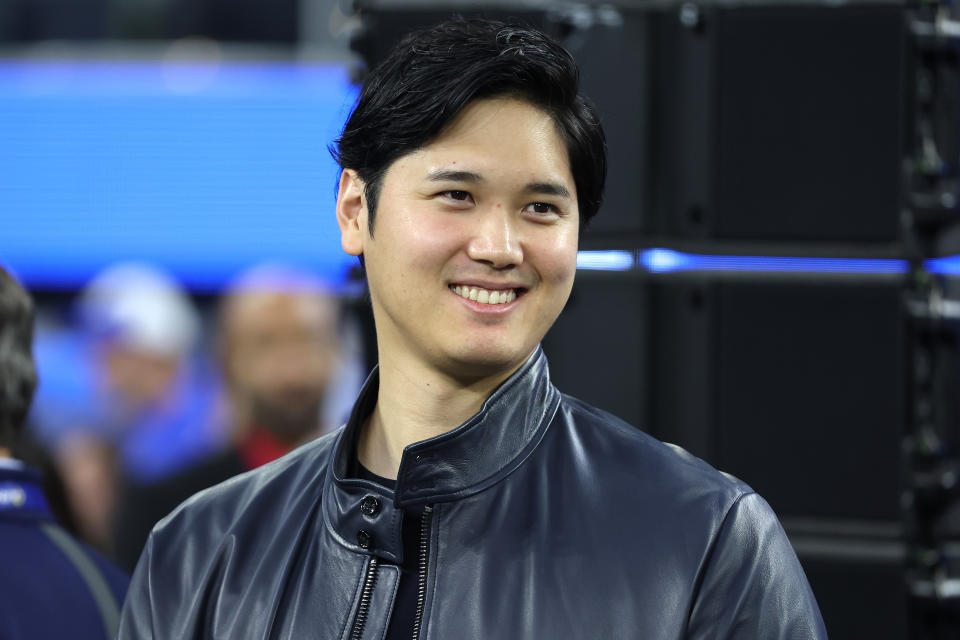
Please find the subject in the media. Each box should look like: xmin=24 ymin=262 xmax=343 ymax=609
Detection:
xmin=112 ymin=263 xmax=347 ymax=570
xmin=0 ymin=265 xmax=130 ymax=640
xmin=32 ymin=262 xmax=207 ymax=552
xmin=119 ymin=19 xmax=826 ymax=639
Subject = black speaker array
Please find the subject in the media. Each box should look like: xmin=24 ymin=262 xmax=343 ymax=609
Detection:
xmin=353 ymin=2 xmax=909 ymax=635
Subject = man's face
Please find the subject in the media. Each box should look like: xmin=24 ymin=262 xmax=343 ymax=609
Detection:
xmin=223 ymin=292 xmax=339 ymax=443
xmin=100 ymin=345 xmax=180 ymax=414
xmin=338 ymin=97 xmax=579 ymax=381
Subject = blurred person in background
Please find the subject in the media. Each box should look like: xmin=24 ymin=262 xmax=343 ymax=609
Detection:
xmin=30 ymin=262 xmax=217 ymax=553
xmin=0 ymin=264 xmax=129 ymax=640
xmin=113 ymin=263 xmax=347 ymax=571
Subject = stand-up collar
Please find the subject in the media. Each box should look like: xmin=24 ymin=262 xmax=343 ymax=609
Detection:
xmin=323 ymin=347 xmax=560 ymax=562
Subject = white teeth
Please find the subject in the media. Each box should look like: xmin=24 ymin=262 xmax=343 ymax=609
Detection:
xmin=452 ymin=285 xmax=517 ymax=305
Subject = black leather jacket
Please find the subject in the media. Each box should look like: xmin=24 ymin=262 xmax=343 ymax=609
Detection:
xmin=118 ymin=348 xmax=826 ymax=639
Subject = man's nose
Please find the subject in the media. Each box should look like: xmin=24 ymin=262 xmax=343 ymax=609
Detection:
xmin=465 ymin=208 xmax=523 ymax=269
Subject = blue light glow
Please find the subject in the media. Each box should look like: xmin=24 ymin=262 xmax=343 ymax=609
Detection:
xmin=926 ymin=255 xmax=960 ymax=276
xmin=640 ymin=248 xmax=688 ymax=273
xmin=576 ymin=250 xmax=635 ymax=271
xmin=639 ymin=249 xmax=909 ymax=275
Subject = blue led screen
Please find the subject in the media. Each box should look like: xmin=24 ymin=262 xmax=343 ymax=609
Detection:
xmin=0 ymin=60 xmax=359 ymax=290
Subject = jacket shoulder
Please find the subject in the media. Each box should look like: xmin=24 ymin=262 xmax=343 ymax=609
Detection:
xmin=556 ymin=394 xmax=752 ymax=499
xmin=152 ymin=427 xmax=340 ymax=550
xmin=552 ymin=395 xmax=826 ymax=636
xmin=118 ymin=430 xmax=343 ymax=639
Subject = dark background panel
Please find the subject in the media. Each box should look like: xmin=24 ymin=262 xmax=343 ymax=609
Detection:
xmin=714 ymin=5 xmax=905 ymax=243
xmin=713 ymin=281 xmax=904 ymax=520
xmin=802 ymin=554 xmax=908 ymax=639
xmin=645 ymin=3 xmax=905 ymax=244
xmin=646 ymin=278 xmax=717 ymax=459
xmin=166 ymin=0 xmax=299 ymax=42
xmin=542 ymin=276 xmax=648 ymax=430
xmin=645 ymin=278 xmax=905 ymax=522
xmin=646 ymin=5 xmax=717 ymax=240
xmin=571 ymin=9 xmax=652 ymax=238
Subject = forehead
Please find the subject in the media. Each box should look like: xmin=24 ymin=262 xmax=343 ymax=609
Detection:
xmin=435 ymin=96 xmax=557 ymax=142
xmin=225 ymin=292 xmax=336 ymax=337
xmin=397 ymin=97 xmax=574 ymax=186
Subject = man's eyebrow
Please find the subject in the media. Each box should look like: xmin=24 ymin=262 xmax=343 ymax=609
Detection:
xmin=425 ymin=170 xmax=572 ymax=199
xmin=426 ymin=169 xmax=485 ymax=183
xmin=525 ymin=182 xmax=572 ymax=199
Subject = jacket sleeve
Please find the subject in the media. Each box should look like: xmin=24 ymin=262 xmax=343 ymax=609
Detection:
xmin=116 ymin=532 xmax=156 ymax=640
xmin=686 ymin=492 xmax=828 ymax=639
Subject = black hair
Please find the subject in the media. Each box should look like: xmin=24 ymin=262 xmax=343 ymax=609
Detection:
xmin=331 ymin=18 xmax=606 ymax=234
xmin=0 ymin=266 xmax=37 ymax=450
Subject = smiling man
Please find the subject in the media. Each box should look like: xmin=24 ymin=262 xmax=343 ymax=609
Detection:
xmin=118 ymin=19 xmax=826 ymax=640
xmin=337 ymin=96 xmax=583 ymax=480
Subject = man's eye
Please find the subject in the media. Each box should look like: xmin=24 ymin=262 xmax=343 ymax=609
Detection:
xmin=525 ymin=202 xmax=558 ymax=215
xmin=443 ymin=190 xmax=471 ymax=201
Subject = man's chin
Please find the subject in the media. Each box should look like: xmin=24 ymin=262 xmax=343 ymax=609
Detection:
xmin=442 ymin=343 xmax=538 ymax=383
xmin=251 ymin=403 xmax=322 ymax=444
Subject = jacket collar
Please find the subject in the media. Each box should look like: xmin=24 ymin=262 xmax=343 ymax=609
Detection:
xmin=323 ymin=347 xmax=560 ymax=561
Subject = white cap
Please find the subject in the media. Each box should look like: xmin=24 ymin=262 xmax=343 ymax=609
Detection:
xmin=78 ymin=262 xmax=200 ymax=358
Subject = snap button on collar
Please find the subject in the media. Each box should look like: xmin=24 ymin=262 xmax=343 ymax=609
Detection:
xmin=360 ymin=495 xmax=380 ymax=516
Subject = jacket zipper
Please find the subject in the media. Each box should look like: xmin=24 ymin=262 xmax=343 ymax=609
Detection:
xmin=350 ymin=556 xmax=379 ymax=640
xmin=411 ymin=505 xmax=433 ymax=640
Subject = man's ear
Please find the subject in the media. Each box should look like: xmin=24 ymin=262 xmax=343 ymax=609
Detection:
xmin=336 ymin=169 xmax=367 ymax=256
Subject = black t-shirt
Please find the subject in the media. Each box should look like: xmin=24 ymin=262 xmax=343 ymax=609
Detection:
xmin=350 ymin=460 xmax=423 ymax=640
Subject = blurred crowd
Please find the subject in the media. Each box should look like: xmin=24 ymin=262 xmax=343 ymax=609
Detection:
xmin=20 ymin=261 xmax=365 ymax=571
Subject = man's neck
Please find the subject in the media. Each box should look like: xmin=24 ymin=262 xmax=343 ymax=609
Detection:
xmin=357 ymin=352 xmax=523 ymax=480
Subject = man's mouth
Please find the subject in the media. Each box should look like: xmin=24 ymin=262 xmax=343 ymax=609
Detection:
xmin=450 ymin=284 xmax=520 ymax=305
